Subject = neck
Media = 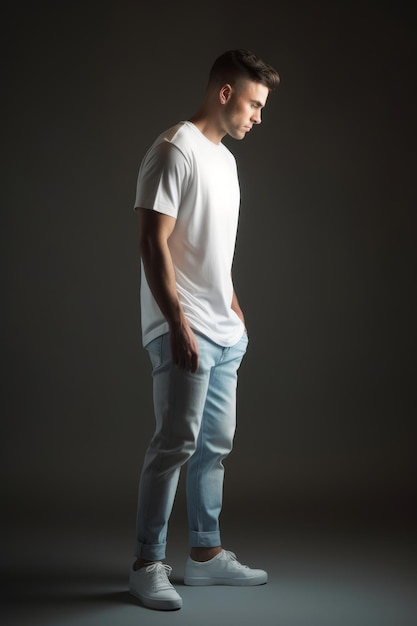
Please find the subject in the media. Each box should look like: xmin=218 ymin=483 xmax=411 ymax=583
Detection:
xmin=188 ymin=116 xmax=225 ymax=145
xmin=188 ymin=101 xmax=225 ymax=144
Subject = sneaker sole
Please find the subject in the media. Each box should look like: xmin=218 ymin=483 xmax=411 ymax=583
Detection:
xmin=183 ymin=574 xmax=268 ymax=586
xmin=128 ymin=587 xmax=182 ymax=610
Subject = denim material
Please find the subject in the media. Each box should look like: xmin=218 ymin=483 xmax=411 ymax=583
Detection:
xmin=134 ymin=330 xmax=248 ymax=561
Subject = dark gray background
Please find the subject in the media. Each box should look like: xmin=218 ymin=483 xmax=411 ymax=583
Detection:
xmin=3 ymin=0 xmax=416 ymax=562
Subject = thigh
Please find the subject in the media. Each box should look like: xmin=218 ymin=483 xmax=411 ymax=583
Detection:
xmin=147 ymin=333 xmax=212 ymax=444
xmin=213 ymin=331 xmax=249 ymax=391
xmin=202 ymin=332 xmax=249 ymax=433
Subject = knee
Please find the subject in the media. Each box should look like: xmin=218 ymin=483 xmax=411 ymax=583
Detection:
xmin=150 ymin=434 xmax=197 ymax=468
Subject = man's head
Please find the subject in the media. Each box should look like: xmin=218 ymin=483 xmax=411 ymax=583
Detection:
xmin=208 ymin=49 xmax=280 ymax=92
xmin=191 ymin=49 xmax=280 ymax=143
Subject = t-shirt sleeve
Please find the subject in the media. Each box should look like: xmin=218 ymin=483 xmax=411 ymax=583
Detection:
xmin=134 ymin=141 xmax=190 ymax=218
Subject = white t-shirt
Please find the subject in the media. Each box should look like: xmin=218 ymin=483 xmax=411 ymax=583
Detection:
xmin=134 ymin=121 xmax=244 ymax=347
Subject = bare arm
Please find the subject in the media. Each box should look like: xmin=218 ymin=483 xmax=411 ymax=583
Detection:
xmin=231 ymin=287 xmax=246 ymax=332
xmin=137 ymin=208 xmax=199 ymax=372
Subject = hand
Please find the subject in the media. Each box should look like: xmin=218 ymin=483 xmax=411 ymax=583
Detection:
xmin=169 ymin=323 xmax=199 ymax=372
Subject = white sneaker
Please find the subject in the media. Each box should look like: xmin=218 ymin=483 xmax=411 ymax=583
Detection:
xmin=184 ymin=549 xmax=268 ymax=586
xmin=129 ymin=562 xmax=182 ymax=610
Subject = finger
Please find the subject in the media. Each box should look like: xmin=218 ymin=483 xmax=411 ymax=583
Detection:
xmin=190 ymin=350 xmax=199 ymax=373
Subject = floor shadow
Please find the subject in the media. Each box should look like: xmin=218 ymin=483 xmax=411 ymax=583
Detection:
xmin=77 ymin=589 xmax=138 ymax=606
xmin=2 ymin=571 xmax=131 ymax=605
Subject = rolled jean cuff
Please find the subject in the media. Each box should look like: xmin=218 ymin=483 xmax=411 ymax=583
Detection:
xmin=134 ymin=541 xmax=166 ymax=561
xmin=189 ymin=530 xmax=221 ymax=548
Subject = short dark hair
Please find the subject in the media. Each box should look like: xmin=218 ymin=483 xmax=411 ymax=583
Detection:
xmin=208 ymin=49 xmax=280 ymax=91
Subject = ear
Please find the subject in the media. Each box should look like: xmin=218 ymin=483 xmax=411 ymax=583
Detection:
xmin=219 ymin=83 xmax=232 ymax=104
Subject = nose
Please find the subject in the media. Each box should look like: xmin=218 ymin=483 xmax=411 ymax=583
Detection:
xmin=251 ymin=109 xmax=262 ymax=125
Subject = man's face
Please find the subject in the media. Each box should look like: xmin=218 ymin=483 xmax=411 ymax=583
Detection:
xmin=222 ymin=80 xmax=269 ymax=140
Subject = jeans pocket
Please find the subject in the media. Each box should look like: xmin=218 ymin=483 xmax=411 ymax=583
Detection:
xmin=146 ymin=335 xmax=163 ymax=370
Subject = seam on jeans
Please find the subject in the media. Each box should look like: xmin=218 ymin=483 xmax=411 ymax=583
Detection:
xmin=193 ymin=401 xmax=206 ymax=533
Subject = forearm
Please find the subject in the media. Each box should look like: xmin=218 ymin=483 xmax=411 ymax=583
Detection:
xmin=137 ymin=209 xmax=198 ymax=371
xmin=141 ymin=236 xmax=199 ymax=371
xmin=231 ymin=288 xmax=246 ymax=329
xmin=140 ymin=239 xmax=187 ymax=331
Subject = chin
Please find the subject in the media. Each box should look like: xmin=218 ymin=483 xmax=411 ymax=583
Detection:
xmin=229 ymin=130 xmax=246 ymax=141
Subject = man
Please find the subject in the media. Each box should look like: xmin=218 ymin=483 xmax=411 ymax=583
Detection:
xmin=129 ymin=49 xmax=280 ymax=611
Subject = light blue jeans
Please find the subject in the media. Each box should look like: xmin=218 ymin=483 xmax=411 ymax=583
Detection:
xmin=134 ymin=330 xmax=248 ymax=561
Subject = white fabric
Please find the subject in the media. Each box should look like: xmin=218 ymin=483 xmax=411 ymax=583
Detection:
xmin=134 ymin=121 xmax=244 ymax=347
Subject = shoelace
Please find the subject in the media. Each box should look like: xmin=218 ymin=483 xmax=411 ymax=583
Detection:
xmin=222 ymin=550 xmax=249 ymax=569
xmin=145 ymin=562 xmax=174 ymax=590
